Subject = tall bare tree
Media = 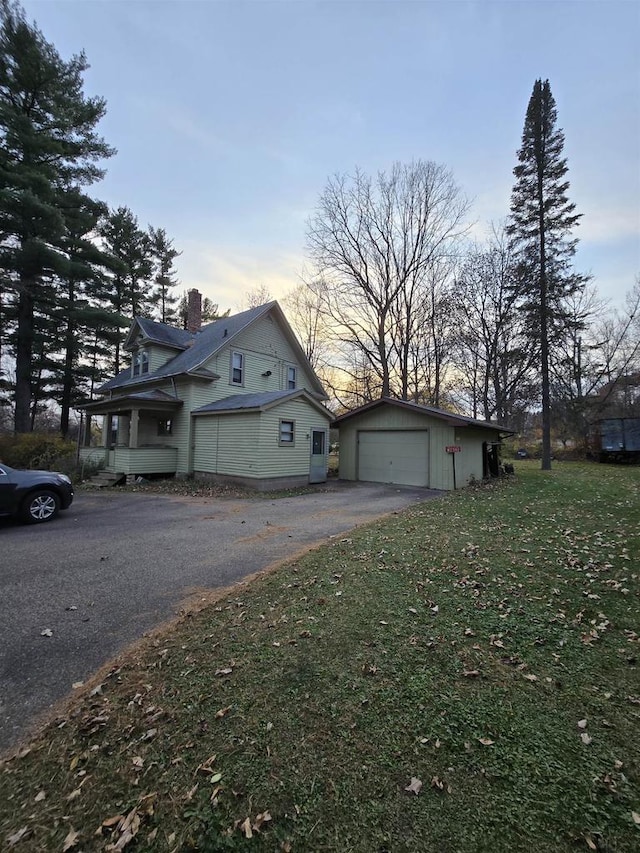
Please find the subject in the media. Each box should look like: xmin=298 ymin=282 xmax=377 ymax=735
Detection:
xmin=306 ymin=161 xmax=469 ymax=402
xmin=454 ymin=226 xmax=536 ymax=422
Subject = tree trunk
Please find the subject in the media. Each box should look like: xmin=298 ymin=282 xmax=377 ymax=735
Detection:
xmin=14 ymin=283 xmax=34 ymax=434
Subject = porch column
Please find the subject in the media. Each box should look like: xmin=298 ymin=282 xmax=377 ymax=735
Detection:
xmin=83 ymin=413 xmax=92 ymax=446
xmin=101 ymin=414 xmax=111 ymax=447
xmin=129 ymin=409 xmax=140 ymax=449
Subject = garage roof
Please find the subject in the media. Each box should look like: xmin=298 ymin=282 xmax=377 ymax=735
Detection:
xmin=332 ymin=397 xmax=515 ymax=434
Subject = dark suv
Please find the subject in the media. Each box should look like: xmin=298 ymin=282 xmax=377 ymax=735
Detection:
xmin=0 ymin=464 xmax=74 ymax=524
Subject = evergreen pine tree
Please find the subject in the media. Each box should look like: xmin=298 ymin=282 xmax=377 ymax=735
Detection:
xmin=0 ymin=0 xmax=114 ymax=432
xmin=507 ymin=79 xmax=586 ymax=470
xmin=149 ymin=226 xmax=180 ymax=324
xmin=98 ymin=206 xmax=154 ymax=373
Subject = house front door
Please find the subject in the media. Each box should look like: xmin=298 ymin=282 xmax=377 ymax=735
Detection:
xmin=309 ymin=428 xmax=328 ymax=484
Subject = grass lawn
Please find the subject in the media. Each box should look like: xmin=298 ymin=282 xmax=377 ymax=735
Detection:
xmin=1 ymin=462 xmax=639 ymax=852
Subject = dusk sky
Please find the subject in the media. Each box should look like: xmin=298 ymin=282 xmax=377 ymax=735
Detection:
xmin=21 ymin=0 xmax=640 ymax=312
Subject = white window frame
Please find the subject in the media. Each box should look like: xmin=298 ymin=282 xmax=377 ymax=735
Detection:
xmin=231 ymin=351 xmax=244 ymax=386
xmin=286 ymin=364 xmax=297 ymax=390
xmin=279 ymin=419 xmax=295 ymax=446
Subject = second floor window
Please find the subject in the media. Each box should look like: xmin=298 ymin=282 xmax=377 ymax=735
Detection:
xmin=132 ymin=349 xmax=149 ymax=376
xmin=287 ymin=365 xmax=297 ymax=389
xmin=231 ymin=351 xmax=244 ymax=385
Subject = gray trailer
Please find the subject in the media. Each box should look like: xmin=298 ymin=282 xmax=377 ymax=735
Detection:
xmin=596 ymin=418 xmax=640 ymax=462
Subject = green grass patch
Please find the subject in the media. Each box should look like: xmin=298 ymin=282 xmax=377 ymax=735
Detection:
xmin=2 ymin=462 xmax=639 ymax=851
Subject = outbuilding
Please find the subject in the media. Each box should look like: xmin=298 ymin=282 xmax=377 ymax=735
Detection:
xmin=332 ymin=397 xmax=514 ymax=490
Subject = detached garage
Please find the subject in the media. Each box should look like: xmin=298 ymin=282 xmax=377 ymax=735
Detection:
xmin=333 ymin=397 xmax=514 ymax=491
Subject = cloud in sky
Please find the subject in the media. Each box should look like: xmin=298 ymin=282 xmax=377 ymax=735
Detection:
xmin=19 ymin=0 xmax=640 ymax=311
xmin=179 ymin=241 xmax=305 ymax=312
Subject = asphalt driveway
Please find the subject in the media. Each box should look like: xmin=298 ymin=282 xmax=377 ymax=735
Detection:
xmin=0 ymin=481 xmax=440 ymax=753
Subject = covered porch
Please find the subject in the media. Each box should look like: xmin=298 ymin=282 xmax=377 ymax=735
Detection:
xmin=79 ymin=390 xmax=183 ymax=477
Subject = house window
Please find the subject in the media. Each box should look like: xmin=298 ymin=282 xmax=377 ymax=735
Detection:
xmin=132 ymin=349 xmax=149 ymax=376
xmin=158 ymin=418 xmax=173 ymax=436
xmin=279 ymin=419 xmax=295 ymax=445
xmin=231 ymin=351 xmax=244 ymax=385
xmin=286 ymin=365 xmax=297 ymax=390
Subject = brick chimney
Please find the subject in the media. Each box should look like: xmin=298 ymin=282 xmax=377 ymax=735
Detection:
xmin=186 ymin=288 xmax=202 ymax=333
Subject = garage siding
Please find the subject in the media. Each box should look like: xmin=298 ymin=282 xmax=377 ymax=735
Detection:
xmin=357 ymin=430 xmax=429 ymax=486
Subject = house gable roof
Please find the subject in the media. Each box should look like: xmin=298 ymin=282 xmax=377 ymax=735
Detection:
xmin=192 ymin=389 xmax=331 ymax=418
xmin=332 ymin=397 xmax=515 ymax=434
xmin=98 ymin=302 xmax=327 ymax=398
xmin=124 ymin=317 xmax=193 ymax=351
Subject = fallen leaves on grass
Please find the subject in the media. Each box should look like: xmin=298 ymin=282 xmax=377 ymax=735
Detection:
xmin=478 ymin=737 xmax=495 ymax=746
xmin=97 ymin=793 xmax=156 ymax=851
xmin=6 ymin=827 xmax=30 ymax=847
xmin=430 ymin=776 xmax=452 ymax=794
xmin=404 ymin=777 xmax=422 ymax=795
xmin=62 ymin=827 xmax=80 ymax=851
xmin=235 ymin=812 xmax=273 ymax=838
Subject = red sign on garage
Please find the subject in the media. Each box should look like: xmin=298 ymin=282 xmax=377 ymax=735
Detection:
xmin=446 ymin=445 xmax=461 ymax=453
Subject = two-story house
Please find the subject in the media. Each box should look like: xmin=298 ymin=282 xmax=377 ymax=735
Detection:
xmin=79 ymin=291 xmax=332 ymax=489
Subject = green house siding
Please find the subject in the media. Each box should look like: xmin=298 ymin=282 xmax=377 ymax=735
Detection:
xmin=193 ymin=399 xmax=331 ymax=482
xmin=146 ymin=345 xmax=181 ymax=371
xmin=206 ymin=315 xmax=319 ymax=395
xmin=193 ymin=413 xmax=261 ymax=477
xmin=258 ymin=399 xmax=331 ymax=479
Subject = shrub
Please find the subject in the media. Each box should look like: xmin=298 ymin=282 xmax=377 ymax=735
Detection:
xmin=0 ymin=434 xmax=77 ymax=476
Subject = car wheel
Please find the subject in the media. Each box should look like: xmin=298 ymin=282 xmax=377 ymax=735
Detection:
xmin=21 ymin=490 xmax=60 ymax=524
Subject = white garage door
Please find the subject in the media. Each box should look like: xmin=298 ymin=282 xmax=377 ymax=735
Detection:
xmin=357 ymin=430 xmax=429 ymax=487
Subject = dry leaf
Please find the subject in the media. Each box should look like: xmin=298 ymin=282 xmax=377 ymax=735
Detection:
xmin=478 ymin=737 xmax=495 ymax=746
xmin=463 ymin=669 xmax=480 ymax=677
xmin=523 ymin=674 xmax=538 ymax=682
xmin=584 ymin=835 xmax=597 ymax=851
xmin=140 ymin=728 xmax=157 ymax=742
xmin=62 ymin=827 xmax=80 ymax=851
xmin=34 ymin=790 xmax=46 ymax=802
xmin=100 ymin=814 xmax=124 ymax=830
xmin=7 ymin=827 xmax=29 ymax=847
xmin=215 ymin=667 xmax=233 ymax=676
xmin=577 ymin=719 xmax=588 ymax=729
xmin=240 ymin=817 xmax=253 ymax=839
xmin=215 ymin=706 xmax=231 ymax=719
xmin=132 ymin=756 xmax=144 ymax=771
xmin=404 ymin=777 xmax=423 ymax=795
xmin=631 ymin=810 xmax=640 ymax=825
xmin=40 ymin=628 xmax=53 ymax=637
xmin=253 ymin=811 xmax=272 ymax=831
xmin=580 ymin=732 xmax=593 ymax=745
